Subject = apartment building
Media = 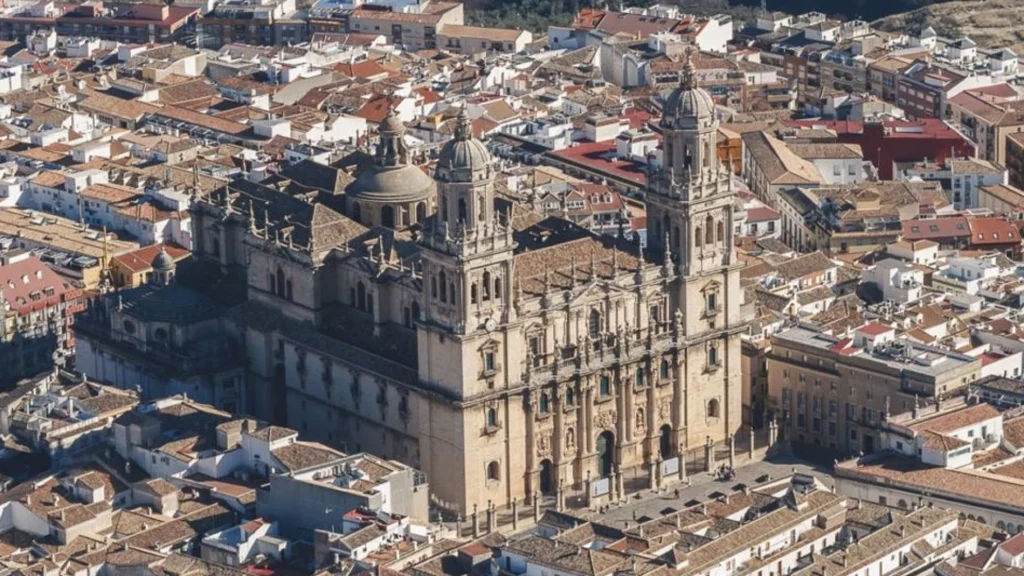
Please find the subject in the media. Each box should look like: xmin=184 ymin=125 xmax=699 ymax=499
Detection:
xmin=0 ymin=2 xmax=198 ymax=44
xmin=0 ymin=251 xmax=85 ymax=386
xmin=947 ymin=89 xmax=1024 ymax=164
xmin=767 ymin=323 xmax=982 ymax=455
xmin=348 ymin=2 xmax=463 ymax=50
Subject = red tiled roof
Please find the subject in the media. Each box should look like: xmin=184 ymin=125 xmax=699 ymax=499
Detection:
xmin=857 ymin=322 xmax=893 ymax=336
xmin=746 ymin=206 xmax=781 ymax=223
xmin=1001 ymin=533 xmax=1024 ymax=556
xmin=902 ymin=217 xmax=970 ymax=241
xmin=0 ymin=255 xmax=81 ymax=315
xmin=966 ymin=217 xmax=1020 ymax=245
xmin=111 ymin=243 xmax=189 ymax=274
xmin=354 ymin=96 xmax=402 ymax=124
xmin=549 ymin=139 xmax=651 ymax=186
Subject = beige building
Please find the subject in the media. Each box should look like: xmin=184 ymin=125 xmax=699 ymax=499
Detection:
xmin=189 ymin=62 xmax=747 ymax=515
xmin=436 ymin=25 xmax=533 ymax=55
xmin=767 ymin=323 xmax=981 ymax=455
xmin=348 ymin=2 xmax=463 ymax=51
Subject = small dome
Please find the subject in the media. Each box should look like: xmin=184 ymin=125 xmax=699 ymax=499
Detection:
xmin=379 ymin=108 xmax=406 ymax=135
xmin=437 ymin=108 xmax=490 ymax=177
xmin=663 ymin=52 xmax=716 ymax=124
xmin=152 ymin=247 xmax=174 ymax=271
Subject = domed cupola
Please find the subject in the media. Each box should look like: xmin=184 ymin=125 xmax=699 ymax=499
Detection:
xmin=662 ymin=50 xmax=716 ymax=131
xmin=345 ymin=105 xmax=436 ymax=229
xmin=437 ymin=108 xmax=491 ymax=183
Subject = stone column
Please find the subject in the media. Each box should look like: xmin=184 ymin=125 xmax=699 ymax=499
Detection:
xmin=645 ymin=366 xmax=655 ymax=454
xmin=533 ymin=491 xmax=540 ymax=523
xmin=615 ymin=465 xmax=625 ymax=502
xmin=705 ymin=436 xmax=715 ymax=473
xmin=679 ymin=446 xmax=687 ymax=482
xmin=472 ymin=504 xmax=480 ymax=538
xmin=728 ymin=435 xmax=735 ymax=469
xmin=511 ymin=498 xmax=519 ymax=531
xmin=525 ymin=393 xmax=537 ymax=497
xmin=456 ymin=514 xmax=462 ymax=539
xmin=654 ymin=455 xmax=662 ymax=491
xmin=584 ymin=382 xmax=595 ymax=454
xmin=749 ymin=426 xmax=755 ymax=460
xmin=648 ymin=458 xmax=657 ymax=490
xmin=488 ymin=500 xmax=497 ymax=532
xmin=584 ymin=471 xmax=593 ymax=509
xmin=556 ymin=479 xmax=565 ymax=512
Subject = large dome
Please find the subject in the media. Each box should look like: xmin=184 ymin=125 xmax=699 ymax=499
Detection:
xmin=437 ymin=107 xmax=490 ymax=179
xmin=346 ymin=106 xmax=436 ymax=203
xmin=347 ymin=164 xmax=436 ymax=202
xmin=663 ymin=51 xmax=716 ymax=126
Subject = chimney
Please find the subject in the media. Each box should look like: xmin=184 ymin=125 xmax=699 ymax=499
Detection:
xmin=639 ymin=524 xmax=644 ymax=538
xmin=900 ymin=526 xmax=906 ymax=537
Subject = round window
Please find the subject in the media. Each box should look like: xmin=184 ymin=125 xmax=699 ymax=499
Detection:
xmin=123 ymin=320 xmax=136 ymax=334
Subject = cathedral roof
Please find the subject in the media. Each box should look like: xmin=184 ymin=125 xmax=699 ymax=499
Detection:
xmin=512 ymin=227 xmax=645 ymax=296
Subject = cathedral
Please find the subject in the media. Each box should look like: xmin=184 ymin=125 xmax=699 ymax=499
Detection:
xmin=184 ymin=54 xmax=748 ymax=515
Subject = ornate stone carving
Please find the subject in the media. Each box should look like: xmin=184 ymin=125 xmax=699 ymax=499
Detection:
xmin=565 ymin=427 xmax=576 ymax=454
xmin=596 ymin=410 xmax=617 ymax=431
xmin=537 ymin=435 xmax=552 ymax=458
xmin=658 ymin=397 xmax=671 ymax=421
xmin=635 ymin=407 xmax=646 ymax=436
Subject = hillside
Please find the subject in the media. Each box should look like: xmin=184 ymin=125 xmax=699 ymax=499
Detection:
xmin=465 ymin=0 xmax=953 ymax=34
xmin=874 ymin=0 xmax=1024 ymax=53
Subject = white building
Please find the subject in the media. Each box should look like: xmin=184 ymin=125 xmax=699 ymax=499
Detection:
xmin=863 ymin=258 xmax=924 ymax=304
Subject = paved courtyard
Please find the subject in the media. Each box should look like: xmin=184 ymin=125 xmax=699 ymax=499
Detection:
xmin=572 ymin=455 xmax=834 ymax=527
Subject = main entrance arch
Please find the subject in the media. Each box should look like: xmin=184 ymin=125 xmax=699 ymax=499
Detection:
xmin=597 ymin=431 xmax=615 ymax=477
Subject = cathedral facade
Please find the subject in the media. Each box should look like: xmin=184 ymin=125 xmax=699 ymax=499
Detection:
xmin=188 ymin=58 xmax=748 ymax=515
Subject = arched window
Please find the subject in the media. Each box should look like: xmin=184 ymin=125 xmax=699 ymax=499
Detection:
xmin=708 ymin=398 xmax=720 ymax=418
xmin=411 ymin=301 xmax=420 ymax=321
xmin=439 ymin=271 xmax=448 ymax=303
xmin=458 ymin=198 xmax=468 ymax=223
xmin=660 ymin=359 xmax=670 ymax=379
xmin=286 ymin=280 xmax=293 ymax=301
xmin=431 ymin=276 xmax=438 ymax=299
xmin=276 ymin=266 xmax=286 ymax=297
xmin=478 ymin=195 xmax=487 ymax=221
xmin=483 ymin=271 xmax=491 ymax=300
xmin=589 ymin=309 xmax=601 ymax=337
xmin=416 ymin=202 xmax=426 ymax=223
xmin=705 ymin=215 xmax=714 ymax=244
xmin=486 ymin=408 xmax=497 ymax=427
xmin=565 ymin=387 xmax=575 ymax=406
xmin=599 ymin=375 xmax=611 ymax=396
xmin=898 ymin=499 xmax=908 ymax=510
xmin=471 ymin=283 xmax=478 ymax=304
xmin=636 ymin=368 xmax=644 ymax=386
xmin=717 ymin=220 xmax=725 ymax=243
xmin=487 ymin=461 xmax=500 ymax=481
xmin=449 ymin=283 xmax=455 ymax=303
xmin=708 ymin=345 xmax=718 ymax=366
xmin=356 ymin=282 xmax=366 ymax=311
xmin=270 ymin=271 xmax=277 ymax=295
xmin=381 ymin=205 xmax=395 ymax=228
xmin=998 ymin=521 xmax=1007 ymax=531
xmin=539 ymin=393 xmax=550 ymax=413
xmin=494 ymin=277 xmax=502 ymax=301
xmin=695 ymin=226 xmax=703 ymax=248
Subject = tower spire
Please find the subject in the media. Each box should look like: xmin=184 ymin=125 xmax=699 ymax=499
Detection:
xmin=455 ymin=106 xmax=471 ymax=141
xmin=681 ymin=48 xmax=697 ymax=91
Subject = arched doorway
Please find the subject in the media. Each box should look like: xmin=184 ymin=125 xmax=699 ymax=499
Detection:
xmin=539 ymin=459 xmax=554 ymax=494
xmin=597 ymin=431 xmax=615 ymax=477
xmin=381 ymin=205 xmax=395 ymax=228
xmin=659 ymin=424 xmax=673 ymax=459
xmin=416 ymin=202 xmax=426 ymax=223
